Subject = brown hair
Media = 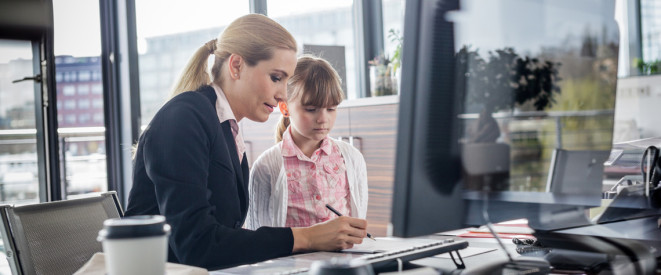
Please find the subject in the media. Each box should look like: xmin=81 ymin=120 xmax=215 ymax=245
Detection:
xmin=275 ymin=54 xmax=345 ymax=142
xmin=169 ymin=13 xmax=297 ymax=98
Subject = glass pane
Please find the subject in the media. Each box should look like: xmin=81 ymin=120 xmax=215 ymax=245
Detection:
xmin=606 ymin=0 xmax=661 ymax=191
xmin=378 ymin=0 xmax=405 ymax=97
xmin=382 ymin=0 xmax=404 ymax=68
xmin=53 ymin=0 xmax=107 ymax=198
xmin=0 ymin=39 xmax=40 ymax=206
xmin=448 ymin=0 xmax=619 ymax=192
xmin=135 ymin=0 xmax=250 ymax=127
xmin=640 ymin=0 xmax=661 ymax=65
xmin=267 ymin=0 xmax=358 ymax=99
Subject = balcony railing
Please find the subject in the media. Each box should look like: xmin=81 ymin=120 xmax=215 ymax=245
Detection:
xmin=0 ymin=127 xmax=108 ymax=204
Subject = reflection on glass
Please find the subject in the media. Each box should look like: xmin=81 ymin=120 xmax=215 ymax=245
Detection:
xmin=0 ymin=39 xmax=40 ymax=205
xmin=54 ymin=0 xmax=108 ymax=197
xmin=449 ymin=0 xmax=619 ymax=192
xmin=268 ymin=0 xmax=358 ymax=99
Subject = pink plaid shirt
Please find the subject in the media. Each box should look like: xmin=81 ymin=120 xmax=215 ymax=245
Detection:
xmin=281 ymin=128 xmax=351 ymax=227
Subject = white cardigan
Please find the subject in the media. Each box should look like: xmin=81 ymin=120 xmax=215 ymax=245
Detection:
xmin=246 ymin=139 xmax=368 ymax=229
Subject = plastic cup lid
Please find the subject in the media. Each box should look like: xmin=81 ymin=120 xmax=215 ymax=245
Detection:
xmin=98 ymin=215 xmax=171 ymax=241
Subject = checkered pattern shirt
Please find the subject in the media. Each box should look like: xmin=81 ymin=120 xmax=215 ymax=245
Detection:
xmin=281 ymin=128 xmax=351 ymax=227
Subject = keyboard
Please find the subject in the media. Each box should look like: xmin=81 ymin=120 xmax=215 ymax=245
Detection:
xmin=212 ymin=237 xmax=469 ymax=275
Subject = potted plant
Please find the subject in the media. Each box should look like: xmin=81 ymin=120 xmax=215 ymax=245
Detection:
xmin=388 ymin=29 xmax=403 ymax=87
xmin=368 ymin=53 xmax=396 ymax=96
xmin=456 ymin=46 xmax=562 ymax=143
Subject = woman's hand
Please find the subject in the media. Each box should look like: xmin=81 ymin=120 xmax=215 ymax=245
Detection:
xmin=291 ymin=216 xmax=368 ymax=253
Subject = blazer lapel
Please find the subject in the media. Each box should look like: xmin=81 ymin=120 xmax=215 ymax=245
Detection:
xmin=220 ymin=121 xmax=248 ymax=213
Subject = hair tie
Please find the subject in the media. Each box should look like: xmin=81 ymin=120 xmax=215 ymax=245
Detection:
xmin=205 ymin=39 xmax=217 ymax=55
xmin=278 ymin=102 xmax=290 ymax=117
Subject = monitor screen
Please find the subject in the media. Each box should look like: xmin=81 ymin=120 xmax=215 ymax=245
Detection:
xmin=391 ymin=0 xmax=620 ymax=237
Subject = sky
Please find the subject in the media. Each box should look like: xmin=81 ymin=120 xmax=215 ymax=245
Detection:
xmin=0 ymin=0 xmax=351 ymax=63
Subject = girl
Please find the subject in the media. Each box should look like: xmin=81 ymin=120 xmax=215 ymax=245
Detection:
xmin=247 ymin=55 xmax=369 ymax=230
xmin=125 ymin=15 xmax=367 ymax=270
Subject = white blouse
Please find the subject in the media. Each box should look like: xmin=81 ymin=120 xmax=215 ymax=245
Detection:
xmin=246 ymin=138 xmax=369 ymax=229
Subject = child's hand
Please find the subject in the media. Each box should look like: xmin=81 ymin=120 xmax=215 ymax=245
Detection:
xmin=291 ymin=216 xmax=367 ymax=252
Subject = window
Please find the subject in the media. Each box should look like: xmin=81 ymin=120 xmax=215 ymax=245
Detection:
xmin=135 ymin=0 xmax=250 ymax=127
xmin=91 ymin=84 xmax=103 ymax=94
xmin=64 ymin=100 xmax=76 ymax=110
xmin=65 ymin=114 xmax=76 ymax=124
xmin=268 ymin=0 xmax=358 ymax=99
xmin=0 ymin=39 xmax=40 ymax=205
xmin=93 ymin=113 xmax=103 ymax=123
xmin=78 ymin=84 xmax=90 ymax=95
xmin=381 ymin=0 xmax=404 ymax=66
xmin=78 ymin=99 xmax=90 ymax=109
xmin=54 ymin=0 xmax=107 ymax=198
xmin=62 ymin=85 xmax=76 ymax=96
xmin=79 ymin=113 xmax=91 ymax=124
xmin=92 ymin=98 xmax=103 ymax=109
xmin=92 ymin=70 xmax=101 ymax=81
xmin=641 ymin=0 xmax=661 ymax=63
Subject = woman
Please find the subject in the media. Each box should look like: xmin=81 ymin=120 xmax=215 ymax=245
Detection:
xmin=246 ymin=55 xmax=368 ymax=230
xmin=125 ymin=14 xmax=367 ymax=271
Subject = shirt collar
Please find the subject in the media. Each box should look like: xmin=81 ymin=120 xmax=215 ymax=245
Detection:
xmin=281 ymin=127 xmax=333 ymax=158
xmin=211 ymin=83 xmax=237 ymax=125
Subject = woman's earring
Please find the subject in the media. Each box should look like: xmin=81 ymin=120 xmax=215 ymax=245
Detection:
xmin=278 ymin=102 xmax=290 ymax=117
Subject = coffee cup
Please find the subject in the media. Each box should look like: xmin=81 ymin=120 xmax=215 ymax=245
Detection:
xmin=97 ymin=215 xmax=171 ymax=275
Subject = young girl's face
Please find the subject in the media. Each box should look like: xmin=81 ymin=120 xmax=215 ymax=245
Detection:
xmin=288 ymin=94 xmax=338 ymax=143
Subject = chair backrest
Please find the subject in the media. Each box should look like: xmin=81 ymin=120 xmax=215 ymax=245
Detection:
xmin=545 ymin=149 xmax=611 ymax=195
xmin=0 ymin=192 xmax=123 ymax=275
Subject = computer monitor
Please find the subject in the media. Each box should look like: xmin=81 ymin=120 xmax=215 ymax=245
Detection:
xmin=391 ymin=0 xmax=621 ymax=238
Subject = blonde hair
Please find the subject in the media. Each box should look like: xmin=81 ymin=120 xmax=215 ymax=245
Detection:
xmin=169 ymin=13 xmax=297 ymax=98
xmin=275 ymin=55 xmax=345 ymax=142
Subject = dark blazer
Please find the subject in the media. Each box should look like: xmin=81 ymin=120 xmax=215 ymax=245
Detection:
xmin=126 ymin=85 xmax=294 ymax=270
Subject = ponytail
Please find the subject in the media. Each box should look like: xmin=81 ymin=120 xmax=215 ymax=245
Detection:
xmin=169 ymin=14 xmax=296 ymax=100
xmin=275 ymin=116 xmax=290 ymax=143
xmin=169 ymin=39 xmax=217 ymax=98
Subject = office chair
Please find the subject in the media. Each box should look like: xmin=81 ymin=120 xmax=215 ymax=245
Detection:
xmin=0 ymin=192 xmax=124 ymax=275
xmin=545 ymin=149 xmax=611 ymax=195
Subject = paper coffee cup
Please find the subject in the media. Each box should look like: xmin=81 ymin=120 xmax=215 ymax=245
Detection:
xmin=98 ymin=215 xmax=171 ymax=275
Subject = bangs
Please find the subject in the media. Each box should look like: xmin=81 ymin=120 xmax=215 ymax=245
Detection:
xmin=297 ymin=64 xmax=344 ymax=107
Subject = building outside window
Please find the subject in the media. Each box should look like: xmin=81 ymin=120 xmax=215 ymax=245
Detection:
xmin=134 ymin=0 xmax=250 ymax=126
xmin=268 ymin=0 xmax=358 ymax=99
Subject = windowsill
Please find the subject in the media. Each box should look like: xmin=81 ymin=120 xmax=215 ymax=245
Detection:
xmin=339 ymin=94 xmax=399 ymax=108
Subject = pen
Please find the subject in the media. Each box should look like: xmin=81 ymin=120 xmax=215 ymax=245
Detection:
xmin=325 ymin=204 xmax=376 ymax=241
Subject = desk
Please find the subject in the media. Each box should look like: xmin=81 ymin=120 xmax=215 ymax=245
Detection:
xmin=211 ymin=221 xmax=660 ymax=275
xmin=210 ymin=235 xmax=507 ymax=275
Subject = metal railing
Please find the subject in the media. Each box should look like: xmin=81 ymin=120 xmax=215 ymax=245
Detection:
xmin=0 ymin=127 xmax=108 ymax=203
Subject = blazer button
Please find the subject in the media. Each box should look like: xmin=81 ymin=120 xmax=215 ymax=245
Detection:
xmin=234 ymin=221 xmax=241 ymax=229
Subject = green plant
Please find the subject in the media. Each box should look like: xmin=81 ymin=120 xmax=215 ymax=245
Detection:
xmin=388 ymin=29 xmax=403 ymax=74
xmin=634 ymin=58 xmax=660 ymax=75
xmin=456 ymin=46 xmax=562 ymax=112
